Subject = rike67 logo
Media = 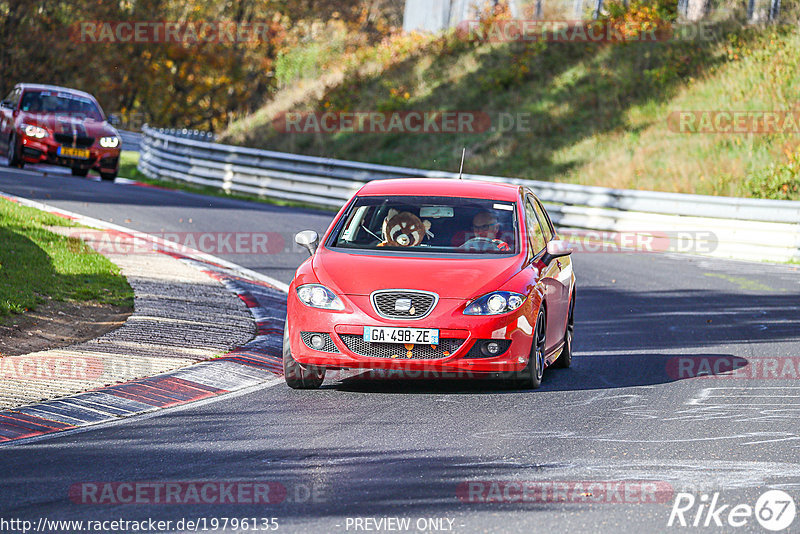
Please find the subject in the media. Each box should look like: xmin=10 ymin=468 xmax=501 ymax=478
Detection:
xmin=668 ymin=490 xmax=796 ymax=531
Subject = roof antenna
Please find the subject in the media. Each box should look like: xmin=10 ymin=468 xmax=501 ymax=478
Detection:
xmin=458 ymin=147 xmax=466 ymax=180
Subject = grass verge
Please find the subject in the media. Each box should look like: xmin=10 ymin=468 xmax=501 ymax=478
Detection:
xmin=220 ymin=16 xmax=800 ymax=200
xmin=0 ymin=198 xmax=134 ymax=317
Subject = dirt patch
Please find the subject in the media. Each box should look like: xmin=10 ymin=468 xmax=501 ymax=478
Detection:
xmin=0 ymin=300 xmax=131 ymax=357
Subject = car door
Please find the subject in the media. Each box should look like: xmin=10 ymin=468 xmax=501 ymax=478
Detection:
xmin=524 ymin=192 xmax=567 ymax=356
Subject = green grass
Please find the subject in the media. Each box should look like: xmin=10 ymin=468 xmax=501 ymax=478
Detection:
xmin=220 ymin=19 xmax=800 ymax=200
xmin=119 ymin=150 xmax=149 ymax=181
xmin=0 ymin=198 xmax=134 ymax=317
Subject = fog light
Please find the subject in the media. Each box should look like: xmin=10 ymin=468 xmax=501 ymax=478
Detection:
xmin=310 ymin=335 xmax=325 ymax=350
xmin=482 ymin=341 xmax=501 ymax=356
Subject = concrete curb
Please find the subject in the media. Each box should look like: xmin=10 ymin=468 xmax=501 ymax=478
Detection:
xmin=0 ymin=190 xmax=288 ymax=444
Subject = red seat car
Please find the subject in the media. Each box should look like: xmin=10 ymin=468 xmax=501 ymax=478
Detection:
xmin=0 ymin=83 xmax=121 ymax=180
xmin=284 ymin=179 xmax=576 ymax=389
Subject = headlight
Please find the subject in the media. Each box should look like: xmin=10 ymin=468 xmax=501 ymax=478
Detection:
xmin=22 ymin=124 xmax=48 ymax=139
xmin=99 ymin=136 xmax=120 ymax=148
xmin=296 ymin=284 xmax=345 ymax=310
xmin=464 ymin=291 xmax=526 ymax=316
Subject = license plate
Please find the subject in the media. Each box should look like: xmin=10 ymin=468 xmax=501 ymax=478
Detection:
xmin=363 ymin=326 xmax=439 ymax=345
xmin=58 ymin=146 xmax=90 ymax=159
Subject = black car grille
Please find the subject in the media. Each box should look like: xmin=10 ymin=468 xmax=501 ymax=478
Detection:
xmin=340 ymin=334 xmax=465 ymax=360
xmin=300 ymin=332 xmax=339 ymax=353
xmin=54 ymin=133 xmax=94 ymax=148
xmin=371 ymin=291 xmax=437 ymax=319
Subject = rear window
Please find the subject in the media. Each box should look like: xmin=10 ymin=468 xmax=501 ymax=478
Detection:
xmin=329 ymin=195 xmax=518 ymax=255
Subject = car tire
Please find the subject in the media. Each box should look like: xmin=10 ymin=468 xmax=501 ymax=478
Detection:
xmin=7 ymin=134 xmax=22 ymax=168
xmin=554 ymin=290 xmax=575 ymax=369
xmin=71 ymin=168 xmax=89 ymax=177
xmin=100 ymin=172 xmax=116 ymax=181
xmin=518 ymin=307 xmax=546 ymax=389
xmin=283 ymin=319 xmax=325 ymax=389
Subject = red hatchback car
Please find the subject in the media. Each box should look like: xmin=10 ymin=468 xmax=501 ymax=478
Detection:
xmin=284 ymin=179 xmax=576 ymax=389
xmin=0 ymin=83 xmax=121 ymax=180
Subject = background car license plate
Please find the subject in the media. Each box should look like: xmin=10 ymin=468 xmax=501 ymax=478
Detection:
xmin=58 ymin=146 xmax=90 ymax=159
xmin=363 ymin=326 xmax=439 ymax=345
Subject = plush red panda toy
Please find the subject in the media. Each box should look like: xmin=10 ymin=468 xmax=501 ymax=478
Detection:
xmin=378 ymin=209 xmax=432 ymax=247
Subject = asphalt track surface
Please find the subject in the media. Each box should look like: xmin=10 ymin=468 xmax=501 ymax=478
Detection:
xmin=1 ymin=166 xmax=799 ymax=533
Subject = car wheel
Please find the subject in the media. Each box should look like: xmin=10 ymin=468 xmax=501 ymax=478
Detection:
xmin=519 ymin=307 xmax=546 ymax=389
xmin=71 ymin=168 xmax=89 ymax=177
xmin=283 ymin=319 xmax=325 ymax=389
xmin=100 ymin=172 xmax=117 ymax=181
xmin=554 ymin=290 xmax=575 ymax=369
xmin=7 ymin=134 xmax=22 ymax=168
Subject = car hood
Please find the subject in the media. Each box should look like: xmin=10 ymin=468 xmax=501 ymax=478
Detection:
xmin=18 ymin=112 xmax=117 ymax=138
xmin=313 ymin=249 xmax=524 ymax=299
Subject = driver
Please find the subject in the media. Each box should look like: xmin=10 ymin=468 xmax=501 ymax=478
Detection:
xmin=470 ymin=211 xmax=511 ymax=251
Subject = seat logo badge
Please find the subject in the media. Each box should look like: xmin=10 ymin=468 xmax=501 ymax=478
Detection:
xmin=395 ymin=298 xmax=412 ymax=312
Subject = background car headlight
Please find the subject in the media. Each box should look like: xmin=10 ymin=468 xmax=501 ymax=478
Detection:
xmin=464 ymin=291 xmax=526 ymax=315
xmin=22 ymin=124 xmax=48 ymax=139
xmin=296 ymin=284 xmax=345 ymax=310
xmin=99 ymin=136 xmax=120 ymax=148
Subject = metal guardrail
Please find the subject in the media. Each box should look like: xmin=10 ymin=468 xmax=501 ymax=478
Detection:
xmin=118 ymin=130 xmax=143 ymax=152
xmin=139 ymin=125 xmax=800 ymax=262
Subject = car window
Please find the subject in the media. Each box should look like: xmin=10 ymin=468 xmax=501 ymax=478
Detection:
xmin=19 ymin=91 xmax=103 ymax=120
xmin=525 ymin=197 xmax=547 ymax=255
xmin=331 ymin=195 xmax=518 ymax=255
xmin=3 ymin=88 xmax=19 ymax=108
xmin=532 ymin=198 xmax=554 ymax=242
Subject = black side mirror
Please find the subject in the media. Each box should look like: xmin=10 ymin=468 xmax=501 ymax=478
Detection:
xmin=108 ymin=115 xmax=121 ymax=126
xmin=541 ymin=239 xmax=573 ymax=266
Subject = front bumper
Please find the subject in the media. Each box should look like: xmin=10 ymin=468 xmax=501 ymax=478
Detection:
xmin=287 ymin=293 xmax=537 ymax=375
xmin=20 ymin=136 xmax=120 ymax=173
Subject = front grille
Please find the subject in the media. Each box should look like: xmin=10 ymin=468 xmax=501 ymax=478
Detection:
xmin=371 ymin=290 xmax=437 ymax=320
xmin=54 ymin=133 xmax=94 ymax=148
xmin=22 ymin=147 xmax=42 ymax=158
xmin=340 ymin=334 xmax=464 ymax=360
xmin=464 ymin=339 xmax=513 ymax=359
xmin=300 ymin=332 xmax=339 ymax=353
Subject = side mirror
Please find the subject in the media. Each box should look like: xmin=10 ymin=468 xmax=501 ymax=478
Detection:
xmin=295 ymin=230 xmax=319 ymax=256
xmin=541 ymin=239 xmax=573 ymax=266
xmin=108 ymin=114 xmax=121 ymax=126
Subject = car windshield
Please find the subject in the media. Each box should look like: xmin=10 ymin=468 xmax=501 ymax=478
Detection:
xmin=330 ymin=195 xmax=518 ymax=255
xmin=19 ymin=91 xmax=104 ymax=121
